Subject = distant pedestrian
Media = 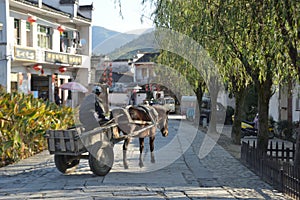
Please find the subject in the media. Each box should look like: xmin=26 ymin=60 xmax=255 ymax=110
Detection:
xmin=54 ymin=92 xmax=61 ymax=106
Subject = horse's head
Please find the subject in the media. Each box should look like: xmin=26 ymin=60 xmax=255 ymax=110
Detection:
xmin=153 ymin=105 xmax=169 ymax=137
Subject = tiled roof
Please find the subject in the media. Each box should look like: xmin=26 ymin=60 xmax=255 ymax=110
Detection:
xmin=135 ymin=52 xmax=160 ymax=63
xmin=12 ymin=0 xmax=91 ymax=22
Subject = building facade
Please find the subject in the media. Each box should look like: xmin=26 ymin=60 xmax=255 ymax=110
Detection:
xmin=269 ymin=84 xmax=300 ymax=123
xmin=0 ymin=0 xmax=93 ymax=104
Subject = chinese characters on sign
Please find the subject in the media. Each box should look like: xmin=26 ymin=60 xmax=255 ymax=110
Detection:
xmin=15 ymin=47 xmax=36 ymax=61
xmin=45 ymin=51 xmax=82 ymax=65
xmin=14 ymin=47 xmax=82 ymax=66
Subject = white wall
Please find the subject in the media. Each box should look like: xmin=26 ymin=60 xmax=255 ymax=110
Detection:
xmin=269 ymin=84 xmax=300 ymax=122
xmin=293 ymin=85 xmax=300 ymax=121
xmin=269 ymin=90 xmax=280 ymax=121
xmin=0 ymin=0 xmax=11 ymax=91
xmin=109 ymin=93 xmax=129 ymax=107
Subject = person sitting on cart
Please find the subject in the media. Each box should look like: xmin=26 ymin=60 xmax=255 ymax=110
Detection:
xmin=79 ymin=86 xmax=108 ymax=131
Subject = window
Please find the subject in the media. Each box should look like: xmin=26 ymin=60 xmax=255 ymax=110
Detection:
xmin=14 ymin=19 xmax=20 ymax=45
xmin=37 ymin=25 xmax=52 ymax=49
xmin=26 ymin=22 xmax=32 ymax=47
xmin=60 ymin=31 xmax=69 ymax=52
xmin=59 ymin=31 xmax=81 ymax=53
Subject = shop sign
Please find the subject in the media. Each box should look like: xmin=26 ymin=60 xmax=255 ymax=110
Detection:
xmin=45 ymin=51 xmax=68 ymax=64
xmin=68 ymin=55 xmax=82 ymax=65
xmin=15 ymin=47 xmax=36 ymax=61
xmin=11 ymin=73 xmax=18 ymax=82
xmin=45 ymin=51 xmax=82 ymax=65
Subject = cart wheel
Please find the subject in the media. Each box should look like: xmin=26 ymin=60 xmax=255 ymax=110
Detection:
xmin=89 ymin=145 xmax=114 ymax=176
xmin=54 ymin=155 xmax=80 ymax=174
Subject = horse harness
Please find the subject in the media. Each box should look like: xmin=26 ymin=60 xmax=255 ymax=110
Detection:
xmin=127 ymin=105 xmax=158 ymax=125
xmin=111 ymin=105 xmax=160 ymax=138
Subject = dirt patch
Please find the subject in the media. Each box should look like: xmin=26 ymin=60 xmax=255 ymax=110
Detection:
xmin=217 ymin=134 xmax=241 ymax=160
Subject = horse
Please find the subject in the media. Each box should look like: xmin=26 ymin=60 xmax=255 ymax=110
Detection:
xmin=112 ymin=104 xmax=169 ymax=168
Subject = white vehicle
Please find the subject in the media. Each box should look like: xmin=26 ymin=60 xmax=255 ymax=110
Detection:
xmin=158 ymin=97 xmax=176 ymax=113
xmin=180 ymin=96 xmax=197 ymax=115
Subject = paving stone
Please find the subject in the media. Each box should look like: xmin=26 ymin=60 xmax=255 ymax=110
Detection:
xmin=0 ymin=120 xmax=294 ymax=199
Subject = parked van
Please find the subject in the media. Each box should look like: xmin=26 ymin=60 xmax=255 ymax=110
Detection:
xmin=157 ymin=97 xmax=176 ymax=113
xmin=180 ymin=96 xmax=197 ymax=115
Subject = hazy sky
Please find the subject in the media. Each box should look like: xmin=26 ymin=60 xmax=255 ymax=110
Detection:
xmin=79 ymin=0 xmax=155 ymax=33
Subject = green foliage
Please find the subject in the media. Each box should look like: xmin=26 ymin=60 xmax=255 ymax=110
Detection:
xmin=276 ymin=120 xmax=298 ymax=142
xmin=243 ymin=85 xmax=258 ymax=121
xmin=150 ymin=0 xmax=299 ymax=149
xmin=0 ymin=92 xmax=75 ymax=167
xmin=225 ymin=106 xmax=234 ymax=125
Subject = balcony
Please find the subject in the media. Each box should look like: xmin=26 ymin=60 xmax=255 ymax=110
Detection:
xmin=13 ymin=46 xmax=90 ymax=68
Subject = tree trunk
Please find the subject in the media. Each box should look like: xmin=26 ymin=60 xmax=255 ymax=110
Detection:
xmin=208 ymin=94 xmax=218 ymax=133
xmin=231 ymin=87 xmax=247 ymax=144
xmin=208 ymin=78 xmax=219 ymax=134
xmin=195 ymin=84 xmax=204 ymax=123
xmin=256 ymin=79 xmax=272 ymax=152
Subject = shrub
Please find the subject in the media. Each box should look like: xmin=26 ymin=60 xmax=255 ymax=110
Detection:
xmin=276 ymin=120 xmax=298 ymax=142
xmin=0 ymin=92 xmax=75 ymax=167
xmin=225 ymin=106 xmax=234 ymax=125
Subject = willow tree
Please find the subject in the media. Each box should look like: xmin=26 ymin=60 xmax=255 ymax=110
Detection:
xmin=153 ymin=0 xmax=208 ymax=124
xmin=204 ymin=1 xmax=293 ymax=151
xmin=151 ymin=0 xmax=251 ymax=139
xmin=150 ymin=0 xmax=295 ymax=151
xmin=120 ymin=0 xmax=298 ymax=151
xmin=156 ymin=52 xmax=206 ymax=104
xmin=274 ymin=1 xmax=300 ymax=166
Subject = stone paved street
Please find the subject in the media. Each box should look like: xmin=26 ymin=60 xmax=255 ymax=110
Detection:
xmin=0 ymin=120 xmax=294 ymax=199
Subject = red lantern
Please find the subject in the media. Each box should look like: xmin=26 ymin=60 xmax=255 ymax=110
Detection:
xmin=58 ymin=66 xmax=67 ymax=73
xmin=27 ymin=15 xmax=37 ymax=24
xmin=33 ymin=64 xmax=42 ymax=71
xmin=57 ymin=25 xmax=65 ymax=33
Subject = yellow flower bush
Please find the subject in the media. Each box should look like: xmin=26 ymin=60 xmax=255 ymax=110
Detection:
xmin=0 ymin=90 xmax=75 ymax=167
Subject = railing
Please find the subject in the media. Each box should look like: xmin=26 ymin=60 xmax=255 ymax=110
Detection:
xmin=242 ymin=140 xmax=295 ymax=162
xmin=241 ymin=141 xmax=299 ymax=200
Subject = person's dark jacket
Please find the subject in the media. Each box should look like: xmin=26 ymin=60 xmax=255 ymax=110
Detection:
xmin=95 ymin=97 xmax=105 ymax=119
xmin=55 ymin=94 xmax=61 ymax=105
xmin=80 ymin=93 xmax=105 ymax=119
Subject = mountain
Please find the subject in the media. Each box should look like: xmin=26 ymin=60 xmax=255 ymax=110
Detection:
xmin=92 ymin=26 xmax=119 ymax=50
xmin=92 ymin=26 xmax=155 ymax=56
xmin=108 ymin=31 xmax=158 ymax=60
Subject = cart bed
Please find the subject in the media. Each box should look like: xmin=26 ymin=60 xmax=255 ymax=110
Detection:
xmin=45 ymin=123 xmax=121 ymax=156
xmin=46 ymin=128 xmax=86 ymax=156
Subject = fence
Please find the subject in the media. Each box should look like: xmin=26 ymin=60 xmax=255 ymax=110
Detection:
xmin=241 ymin=141 xmax=300 ymax=199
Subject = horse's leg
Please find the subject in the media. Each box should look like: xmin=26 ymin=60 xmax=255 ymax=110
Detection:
xmin=139 ymin=138 xmax=145 ymax=168
xmin=122 ymin=137 xmax=131 ymax=169
xmin=150 ymin=136 xmax=156 ymax=163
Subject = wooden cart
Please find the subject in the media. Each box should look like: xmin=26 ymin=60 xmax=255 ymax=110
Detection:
xmin=45 ymin=122 xmax=124 ymax=176
xmin=45 ymin=106 xmax=157 ymax=176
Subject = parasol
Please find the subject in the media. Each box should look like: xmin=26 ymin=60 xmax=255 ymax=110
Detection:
xmin=60 ymin=82 xmax=88 ymax=93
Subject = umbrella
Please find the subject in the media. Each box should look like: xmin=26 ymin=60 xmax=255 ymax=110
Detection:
xmin=60 ymin=82 xmax=88 ymax=93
